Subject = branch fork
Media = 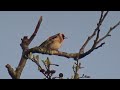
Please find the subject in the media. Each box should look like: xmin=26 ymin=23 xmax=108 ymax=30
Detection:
xmin=6 ymin=12 xmax=120 ymax=79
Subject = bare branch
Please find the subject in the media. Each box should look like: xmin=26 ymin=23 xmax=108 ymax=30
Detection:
xmin=78 ymin=11 xmax=109 ymax=59
xmin=15 ymin=56 xmax=27 ymax=79
xmin=92 ymin=29 xmax=100 ymax=49
xmin=73 ymin=60 xmax=80 ymax=79
xmin=91 ymin=11 xmax=109 ymax=48
xmin=28 ymin=16 xmax=42 ymax=44
xmin=6 ymin=16 xmax=42 ymax=79
xmin=97 ymin=20 xmax=120 ymax=44
xmin=26 ymin=47 xmax=78 ymax=60
xmin=5 ymin=64 xmax=16 ymax=79
xmin=72 ymin=65 xmax=76 ymax=73
xmin=25 ymin=11 xmax=119 ymax=62
xmin=26 ymin=55 xmax=49 ymax=78
xmin=42 ymin=60 xmax=48 ymax=70
xmin=94 ymin=42 xmax=105 ymax=49
xmin=6 ymin=12 xmax=120 ymax=79
xmin=101 ymin=11 xmax=109 ymax=23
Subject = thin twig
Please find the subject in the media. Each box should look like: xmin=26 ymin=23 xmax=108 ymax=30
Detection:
xmin=97 ymin=20 xmax=120 ymax=44
xmin=26 ymin=55 xmax=49 ymax=78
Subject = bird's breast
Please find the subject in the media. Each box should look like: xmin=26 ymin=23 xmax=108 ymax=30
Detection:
xmin=49 ymin=41 xmax=62 ymax=50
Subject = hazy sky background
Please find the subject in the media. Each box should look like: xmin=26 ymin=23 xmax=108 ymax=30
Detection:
xmin=0 ymin=11 xmax=120 ymax=79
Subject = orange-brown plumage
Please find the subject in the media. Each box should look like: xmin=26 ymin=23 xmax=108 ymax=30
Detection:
xmin=39 ymin=33 xmax=67 ymax=50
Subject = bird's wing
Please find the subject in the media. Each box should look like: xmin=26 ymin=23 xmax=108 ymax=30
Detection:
xmin=39 ymin=39 xmax=53 ymax=48
xmin=39 ymin=33 xmax=58 ymax=48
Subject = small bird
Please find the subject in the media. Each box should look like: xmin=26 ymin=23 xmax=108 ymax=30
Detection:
xmin=39 ymin=33 xmax=67 ymax=50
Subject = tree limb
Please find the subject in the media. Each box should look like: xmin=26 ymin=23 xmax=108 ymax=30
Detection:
xmin=6 ymin=16 xmax=42 ymax=79
xmin=97 ymin=20 xmax=120 ymax=44
xmin=28 ymin=16 xmax=42 ymax=44
xmin=6 ymin=12 xmax=120 ymax=79
xmin=26 ymin=55 xmax=49 ymax=79
xmin=77 ymin=11 xmax=108 ymax=59
xmin=5 ymin=64 xmax=16 ymax=79
xmin=24 ymin=11 xmax=119 ymax=61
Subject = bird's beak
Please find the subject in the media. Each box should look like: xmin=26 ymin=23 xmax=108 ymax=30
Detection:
xmin=64 ymin=37 xmax=68 ymax=39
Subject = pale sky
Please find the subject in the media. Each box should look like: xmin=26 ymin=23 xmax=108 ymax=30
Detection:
xmin=0 ymin=11 xmax=120 ymax=79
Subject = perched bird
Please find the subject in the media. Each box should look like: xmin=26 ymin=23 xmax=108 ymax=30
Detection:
xmin=39 ymin=33 xmax=67 ymax=50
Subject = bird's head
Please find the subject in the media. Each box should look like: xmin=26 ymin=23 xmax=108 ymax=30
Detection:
xmin=58 ymin=33 xmax=67 ymax=40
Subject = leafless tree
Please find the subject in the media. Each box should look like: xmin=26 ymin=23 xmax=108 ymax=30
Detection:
xmin=6 ymin=11 xmax=120 ymax=79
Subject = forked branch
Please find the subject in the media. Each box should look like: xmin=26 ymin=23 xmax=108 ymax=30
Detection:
xmin=6 ymin=16 xmax=42 ymax=79
xmin=25 ymin=11 xmax=120 ymax=60
xmin=6 ymin=11 xmax=120 ymax=79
